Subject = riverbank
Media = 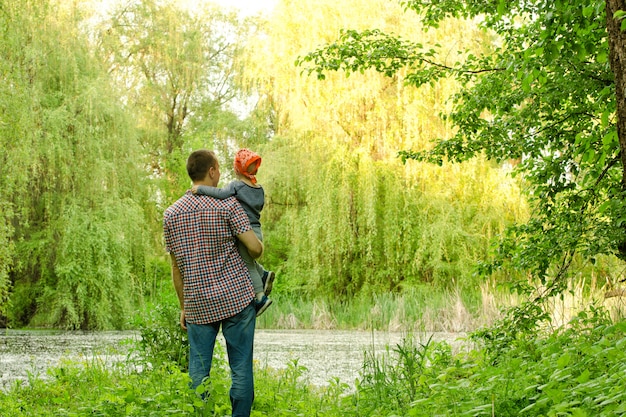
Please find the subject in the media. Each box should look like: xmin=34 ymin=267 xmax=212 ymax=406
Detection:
xmin=0 ymin=329 xmax=467 ymax=390
xmin=2 ymin=311 xmax=624 ymax=416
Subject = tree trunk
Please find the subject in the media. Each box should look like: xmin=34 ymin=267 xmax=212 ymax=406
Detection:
xmin=606 ymin=0 xmax=626 ymax=259
xmin=606 ymin=0 xmax=626 ymax=187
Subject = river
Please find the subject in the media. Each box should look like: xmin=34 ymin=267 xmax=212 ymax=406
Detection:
xmin=0 ymin=329 xmax=466 ymax=390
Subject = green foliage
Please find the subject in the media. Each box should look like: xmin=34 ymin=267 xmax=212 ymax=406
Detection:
xmin=0 ymin=360 xmax=205 ymax=416
xmin=98 ymin=0 xmax=265 ymax=196
xmin=470 ymin=301 xmax=550 ymax=364
xmin=262 ymin=137 xmax=525 ymax=298
xmin=133 ymin=302 xmax=189 ymax=372
xmin=295 ymin=28 xmax=450 ymax=84
xmin=0 ymin=0 xmax=158 ymax=328
xmin=368 ymin=339 xmax=460 ymax=415
xmin=295 ymin=0 xmax=626 ymax=294
xmin=353 ymin=309 xmax=626 ymax=416
xmin=244 ymin=0 xmax=530 ymax=299
xmin=257 ymin=283 xmax=492 ymax=332
xmin=6 ymin=310 xmax=625 ymax=416
xmin=0 ymin=203 xmax=14 ymax=322
xmin=7 ymin=0 xmax=620 ymax=333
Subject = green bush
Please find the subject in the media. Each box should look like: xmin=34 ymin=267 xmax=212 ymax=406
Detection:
xmin=352 ymin=308 xmax=626 ymax=416
xmin=133 ymin=302 xmax=189 ymax=371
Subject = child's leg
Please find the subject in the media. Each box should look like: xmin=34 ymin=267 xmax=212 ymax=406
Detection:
xmin=237 ymin=240 xmax=264 ymax=295
xmin=236 ymin=240 xmax=272 ymax=316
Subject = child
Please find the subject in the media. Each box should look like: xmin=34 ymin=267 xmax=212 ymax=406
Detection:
xmin=192 ymin=148 xmax=275 ymax=316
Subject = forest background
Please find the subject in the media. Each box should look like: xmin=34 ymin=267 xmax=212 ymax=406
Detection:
xmin=1 ymin=0 xmax=625 ymax=331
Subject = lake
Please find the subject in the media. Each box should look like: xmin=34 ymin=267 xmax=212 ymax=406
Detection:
xmin=0 ymin=329 xmax=466 ymax=390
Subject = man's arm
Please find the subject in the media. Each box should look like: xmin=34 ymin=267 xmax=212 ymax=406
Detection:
xmin=170 ymin=253 xmax=187 ymax=330
xmin=237 ymin=229 xmax=263 ymax=259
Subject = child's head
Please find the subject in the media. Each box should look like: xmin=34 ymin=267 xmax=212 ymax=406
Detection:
xmin=234 ymin=148 xmax=262 ymax=184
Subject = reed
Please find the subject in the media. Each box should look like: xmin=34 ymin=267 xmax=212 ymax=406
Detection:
xmin=256 ymin=277 xmax=626 ymax=333
xmin=257 ymin=283 xmax=518 ymax=332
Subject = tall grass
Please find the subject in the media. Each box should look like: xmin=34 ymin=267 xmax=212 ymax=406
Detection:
xmin=4 ymin=308 xmax=626 ymax=416
xmin=141 ymin=274 xmax=625 ymax=333
xmin=257 ymin=283 xmax=514 ymax=332
xmin=3 ymin=274 xmax=615 ymax=416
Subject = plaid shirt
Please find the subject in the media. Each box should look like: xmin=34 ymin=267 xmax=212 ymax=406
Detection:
xmin=163 ymin=191 xmax=255 ymax=324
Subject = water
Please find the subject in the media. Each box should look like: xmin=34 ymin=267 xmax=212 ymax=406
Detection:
xmin=0 ymin=329 xmax=465 ymax=390
xmin=0 ymin=330 xmax=137 ymax=390
xmin=254 ymin=330 xmax=464 ymax=387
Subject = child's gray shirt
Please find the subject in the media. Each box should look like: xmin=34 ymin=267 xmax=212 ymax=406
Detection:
xmin=196 ymin=181 xmax=264 ymax=227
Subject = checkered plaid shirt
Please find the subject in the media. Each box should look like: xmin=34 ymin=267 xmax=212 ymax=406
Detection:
xmin=163 ymin=191 xmax=255 ymax=324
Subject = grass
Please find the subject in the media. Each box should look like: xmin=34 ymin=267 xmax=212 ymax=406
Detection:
xmin=143 ymin=269 xmax=625 ymax=333
xmin=4 ymin=280 xmax=626 ymax=416
xmin=256 ymin=283 xmax=513 ymax=332
xmin=257 ymin=277 xmax=626 ymax=334
xmin=144 ymin=278 xmax=510 ymax=332
xmin=3 ymin=308 xmax=626 ymax=416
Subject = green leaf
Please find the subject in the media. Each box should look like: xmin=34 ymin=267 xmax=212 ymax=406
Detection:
xmin=557 ymin=352 xmax=571 ymax=368
xmin=602 ymin=130 xmax=617 ymax=148
xmin=497 ymin=0 xmax=506 ymax=16
xmin=614 ymin=10 xmax=626 ymax=19
xmin=576 ymin=369 xmax=591 ymax=383
xmin=601 ymin=110 xmax=610 ymax=127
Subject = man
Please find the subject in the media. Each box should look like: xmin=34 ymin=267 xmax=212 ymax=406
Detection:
xmin=163 ymin=149 xmax=263 ymax=417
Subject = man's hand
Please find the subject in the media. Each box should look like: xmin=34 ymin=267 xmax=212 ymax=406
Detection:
xmin=191 ymin=185 xmax=199 ymax=194
xmin=170 ymin=253 xmax=186 ymax=330
xmin=237 ymin=229 xmax=263 ymax=259
xmin=180 ymin=309 xmax=187 ymax=331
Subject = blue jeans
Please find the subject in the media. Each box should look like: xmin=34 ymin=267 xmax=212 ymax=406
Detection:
xmin=187 ymin=303 xmax=256 ymax=417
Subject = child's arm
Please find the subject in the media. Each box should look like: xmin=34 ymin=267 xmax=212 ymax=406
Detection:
xmin=191 ymin=183 xmax=236 ymax=199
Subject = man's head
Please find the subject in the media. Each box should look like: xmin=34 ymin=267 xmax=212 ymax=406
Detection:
xmin=187 ymin=150 xmax=220 ymax=186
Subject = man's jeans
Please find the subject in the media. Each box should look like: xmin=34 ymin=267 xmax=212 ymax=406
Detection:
xmin=187 ymin=303 xmax=256 ymax=417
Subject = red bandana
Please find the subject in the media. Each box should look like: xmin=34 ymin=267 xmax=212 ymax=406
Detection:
xmin=234 ymin=149 xmax=262 ymax=184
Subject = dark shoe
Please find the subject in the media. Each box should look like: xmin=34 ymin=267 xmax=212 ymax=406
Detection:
xmin=255 ymin=295 xmax=272 ymax=317
xmin=263 ymin=271 xmax=276 ymax=296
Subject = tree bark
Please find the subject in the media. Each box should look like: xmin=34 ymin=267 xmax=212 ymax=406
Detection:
xmin=606 ymin=0 xmax=626 ymax=188
xmin=606 ymin=0 xmax=626 ymax=259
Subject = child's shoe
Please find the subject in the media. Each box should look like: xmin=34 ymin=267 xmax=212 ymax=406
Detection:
xmin=255 ymin=295 xmax=272 ymax=317
xmin=262 ymin=271 xmax=276 ymax=296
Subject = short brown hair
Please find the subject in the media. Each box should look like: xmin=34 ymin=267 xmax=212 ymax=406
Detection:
xmin=186 ymin=150 xmax=217 ymax=182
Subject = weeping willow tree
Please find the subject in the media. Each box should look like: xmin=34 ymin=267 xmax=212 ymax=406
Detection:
xmin=96 ymin=0 xmax=265 ymax=200
xmin=243 ymin=0 xmax=529 ymax=297
xmin=0 ymin=0 xmax=156 ymax=329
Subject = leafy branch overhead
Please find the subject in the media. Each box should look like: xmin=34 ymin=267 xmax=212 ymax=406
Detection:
xmin=296 ymin=29 xmax=503 ymax=85
xmin=297 ymin=0 xmax=626 ymax=292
